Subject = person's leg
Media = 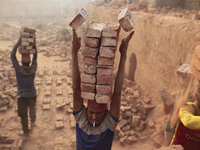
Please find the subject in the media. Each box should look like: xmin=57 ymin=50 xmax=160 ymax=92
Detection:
xmin=29 ymin=96 xmax=36 ymax=126
xmin=164 ymin=131 xmax=174 ymax=147
xmin=17 ymin=97 xmax=29 ymax=135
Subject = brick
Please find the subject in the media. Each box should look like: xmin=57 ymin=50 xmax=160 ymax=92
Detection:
xmin=56 ymin=88 xmax=62 ymax=95
xmin=18 ymin=49 xmax=36 ymax=54
xmin=30 ymin=33 xmax=36 ymax=38
xmin=20 ymin=31 xmax=30 ymax=37
xmin=118 ymin=119 xmax=128 ymax=128
xmin=97 ymin=65 xmax=112 ymax=75
xmin=35 ymin=79 xmax=41 ymax=85
xmin=26 ymin=46 xmax=32 ymax=50
xmin=122 ymin=125 xmax=130 ymax=132
xmin=69 ymin=8 xmax=88 ymax=30
xmin=17 ymin=138 xmax=24 ymax=150
xmin=81 ymin=73 xmax=96 ymax=84
xmin=0 ymin=106 xmax=7 ymax=112
xmin=120 ymin=137 xmax=126 ymax=146
xmin=125 ymin=136 xmax=138 ymax=145
xmin=143 ymin=97 xmax=151 ymax=104
xmin=177 ymin=63 xmax=190 ymax=77
xmin=148 ymin=119 xmax=155 ymax=128
xmin=97 ymin=74 xmax=112 ymax=85
xmin=56 ymin=103 xmax=66 ymax=109
xmin=115 ymin=125 xmax=121 ymax=133
xmin=83 ymin=64 xmax=96 ymax=74
xmin=96 ymin=85 xmax=112 ymax=94
xmin=124 ymin=130 xmax=130 ymax=136
xmin=82 ymin=45 xmax=99 ymax=58
xmin=56 ymin=78 xmax=62 ymax=85
xmin=102 ymin=22 xmax=120 ymax=38
xmin=56 ymin=120 xmax=64 ymax=129
xmin=133 ymin=90 xmax=140 ymax=98
xmin=144 ymin=104 xmax=156 ymax=112
xmin=43 ymin=98 xmax=50 ymax=104
xmin=21 ymin=41 xmax=29 ymax=46
xmin=43 ymin=104 xmax=50 ymax=110
xmin=118 ymin=131 xmax=125 ymax=138
xmin=86 ymin=22 xmax=105 ymax=38
xmin=83 ymin=56 xmax=97 ymax=65
xmin=118 ymin=7 xmax=134 ymax=32
xmin=98 ymin=56 xmax=114 ymax=66
xmin=81 ymin=92 xmax=95 ymax=100
xmin=95 ymin=93 xmax=110 ymax=103
xmin=70 ymin=120 xmax=76 ymax=129
xmin=28 ymin=38 xmax=35 ymax=43
xmin=84 ymin=37 xmax=100 ymax=48
xmin=39 ymin=71 xmax=44 ymax=76
xmin=81 ymin=83 xmax=95 ymax=93
xmin=125 ymin=111 xmax=132 ymax=117
xmin=21 ymin=37 xmax=28 ymax=42
xmin=46 ymin=78 xmax=52 ymax=85
xmin=21 ymin=26 xmax=36 ymax=33
xmin=136 ymin=104 xmax=147 ymax=115
xmin=44 ymin=90 xmax=51 ymax=96
xmin=158 ymin=87 xmax=175 ymax=106
xmin=99 ymin=46 xmax=116 ymax=58
xmin=191 ymin=63 xmax=200 ymax=82
xmin=101 ymin=37 xmax=117 ymax=47
xmin=132 ymin=115 xmax=141 ymax=123
xmin=66 ymin=109 xmax=73 ymax=114
xmin=194 ymin=45 xmax=200 ymax=59
xmin=56 ymin=114 xmax=63 ymax=121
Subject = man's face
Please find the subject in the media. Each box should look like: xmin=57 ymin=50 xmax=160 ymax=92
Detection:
xmin=87 ymin=109 xmax=106 ymax=127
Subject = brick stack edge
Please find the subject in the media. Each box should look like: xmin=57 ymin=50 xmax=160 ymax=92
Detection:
xmin=81 ymin=22 xmax=120 ymax=104
xmin=18 ymin=26 xmax=36 ymax=54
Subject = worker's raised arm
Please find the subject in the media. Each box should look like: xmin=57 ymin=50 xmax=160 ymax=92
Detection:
xmin=11 ymin=36 xmax=21 ymax=70
xmin=72 ymin=29 xmax=83 ymax=113
xmin=110 ymin=31 xmax=134 ymax=120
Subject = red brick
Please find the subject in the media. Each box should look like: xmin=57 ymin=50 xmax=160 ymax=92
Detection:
xmin=81 ymin=73 xmax=96 ymax=84
xmin=95 ymin=93 xmax=110 ymax=103
xmin=21 ymin=26 xmax=36 ymax=33
xmin=84 ymin=37 xmax=100 ymax=48
xmin=20 ymin=31 xmax=30 ymax=37
xmin=86 ymin=22 xmax=104 ymax=38
xmin=96 ymin=85 xmax=112 ymax=94
xmin=101 ymin=37 xmax=117 ymax=47
xmin=192 ymin=55 xmax=200 ymax=71
xmin=82 ymin=45 xmax=99 ymax=58
xmin=81 ymin=83 xmax=95 ymax=93
xmin=83 ymin=64 xmax=96 ymax=74
xmin=118 ymin=119 xmax=128 ymax=128
xmin=97 ymin=74 xmax=112 ymax=85
xmin=97 ymin=65 xmax=112 ymax=75
xmin=69 ymin=8 xmax=88 ymax=30
xmin=81 ymin=92 xmax=95 ymax=100
xmin=125 ymin=136 xmax=137 ymax=145
xmin=122 ymin=125 xmax=130 ymax=132
xmin=98 ymin=56 xmax=114 ymax=66
xmin=102 ymin=22 xmax=120 ymax=38
xmin=83 ymin=56 xmax=97 ymax=65
xmin=99 ymin=46 xmax=116 ymax=58
xmin=177 ymin=63 xmax=190 ymax=77
xmin=118 ymin=7 xmax=134 ymax=32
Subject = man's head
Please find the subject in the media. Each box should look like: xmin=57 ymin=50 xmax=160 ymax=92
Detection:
xmin=21 ymin=54 xmax=31 ymax=67
xmin=87 ymin=100 xmax=107 ymax=127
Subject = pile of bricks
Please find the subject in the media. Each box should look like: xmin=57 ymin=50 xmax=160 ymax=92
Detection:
xmin=18 ymin=26 xmax=36 ymax=54
xmin=81 ymin=22 xmax=120 ymax=104
xmin=115 ymin=78 xmax=156 ymax=146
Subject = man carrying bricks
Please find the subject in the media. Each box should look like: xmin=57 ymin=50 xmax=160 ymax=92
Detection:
xmin=11 ymin=36 xmax=37 ymax=137
xmin=72 ymin=29 xmax=134 ymax=150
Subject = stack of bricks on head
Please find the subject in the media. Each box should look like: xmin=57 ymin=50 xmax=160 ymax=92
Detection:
xmin=70 ymin=7 xmax=134 ymax=104
xmin=19 ymin=26 xmax=36 ymax=54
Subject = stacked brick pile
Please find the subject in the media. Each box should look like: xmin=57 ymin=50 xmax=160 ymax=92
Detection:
xmin=81 ymin=22 xmax=120 ymax=104
xmin=114 ymin=78 xmax=156 ymax=146
xmin=18 ymin=26 xmax=36 ymax=54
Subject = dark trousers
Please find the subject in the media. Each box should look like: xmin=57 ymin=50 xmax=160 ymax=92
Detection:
xmin=17 ymin=96 xmax=36 ymax=134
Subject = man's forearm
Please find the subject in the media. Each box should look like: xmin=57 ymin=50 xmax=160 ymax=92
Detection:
xmin=72 ymin=51 xmax=81 ymax=90
xmin=11 ymin=44 xmax=18 ymax=57
xmin=113 ymin=55 xmax=127 ymax=94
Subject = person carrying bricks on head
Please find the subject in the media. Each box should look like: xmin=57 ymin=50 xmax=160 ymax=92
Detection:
xmin=170 ymin=83 xmax=200 ymax=149
xmin=72 ymin=29 xmax=134 ymax=150
xmin=11 ymin=36 xmax=37 ymax=137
